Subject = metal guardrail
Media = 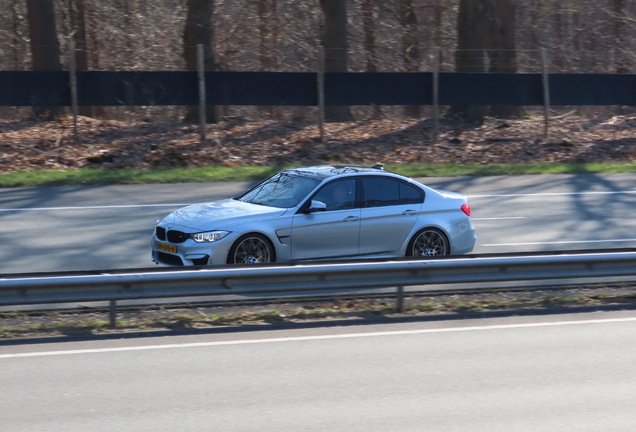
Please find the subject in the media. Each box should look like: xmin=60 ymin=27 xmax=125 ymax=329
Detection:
xmin=2 ymin=251 xmax=636 ymax=313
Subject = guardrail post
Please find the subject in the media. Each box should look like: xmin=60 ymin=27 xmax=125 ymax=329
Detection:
xmin=109 ymin=300 xmax=117 ymax=329
xmin=396 ymin=286 xmax=404 ymax=313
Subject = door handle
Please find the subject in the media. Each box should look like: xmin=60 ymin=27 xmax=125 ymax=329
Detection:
xmin=343 ymin=216 xmax=359 ymax=222
xmin=402 ymin=210 xmax=417 ymax=216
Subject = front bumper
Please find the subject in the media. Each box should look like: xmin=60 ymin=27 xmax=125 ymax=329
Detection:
xmin=151 ymin=235 xmax=232 ymax=266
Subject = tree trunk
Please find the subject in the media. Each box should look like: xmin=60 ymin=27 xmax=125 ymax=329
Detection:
xmin=398 ymin=0 xmax=420 ymax=118
xmin=26 ymin=0 xmax=63 ymax=120
xmin=320 ymin=0 xmax=354 ymax=122
xmin=362 ymin=0 xmax=381 ymax=119
xmin=447 ymin=0 xmax=489 ymax=123
xmin=433 ymin=1 xmax=443 ymax=55
xmin=553 ymin=6 xmax=565 ymax=72
xmin=69 ymin=0 xmax=92 ymax=117
xmin=259 ymin=0 xmax=277 ymax=72
xmin=449 ymin=0 xmax=523 ymax=122
xmin=183 ymin=0 xmax=217 ymax=123
xmin=11 ymin=0 xmax=22 ymax=70
xmin=259 ymin=0 xmax=279 ymax=118
xmin=86 ymin=2 xmax=105 ymax=119
xmin=488 ymin=0 xmax=525 ymax=118
xmin=613 ymin=0 xmax=628 ymax=73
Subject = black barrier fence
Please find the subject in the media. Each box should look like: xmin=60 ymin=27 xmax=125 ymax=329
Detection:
xmin=2 ymin=71 xmax=636 ymax=107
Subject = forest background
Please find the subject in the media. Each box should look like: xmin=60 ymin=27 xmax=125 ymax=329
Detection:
xmin=0 ymin=0 xmax=636 ymax=179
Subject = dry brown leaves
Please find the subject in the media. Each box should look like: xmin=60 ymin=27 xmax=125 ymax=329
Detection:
xmin=1 ymin=113 xmax=635 ymax=172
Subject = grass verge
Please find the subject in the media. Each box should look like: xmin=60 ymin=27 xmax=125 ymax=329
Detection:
xmin=3 ymin=162 xmax=636 ymax=188
xmin=2 ymin=290 xmax=635 ymax=339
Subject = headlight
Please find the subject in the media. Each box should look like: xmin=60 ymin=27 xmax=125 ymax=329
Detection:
xmin=190 ymin=230 xmax=230 ymax=243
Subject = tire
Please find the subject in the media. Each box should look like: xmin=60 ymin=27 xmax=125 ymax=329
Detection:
xmin=407 ymin=228 xmax=450 ymax=257
xmin=227 ymin=233 xmax=275 ymax=264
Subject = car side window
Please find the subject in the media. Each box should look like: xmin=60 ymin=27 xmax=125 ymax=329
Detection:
xmin=312 ymin=179 xmax=356 ymax=211
xmin=399 ymin=182 xmax=424 ymax=204
xmin=363 ymin=178 xmax=400 ymax=207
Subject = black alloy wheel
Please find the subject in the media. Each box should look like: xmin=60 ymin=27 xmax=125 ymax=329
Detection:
xmin=408 ymin=228 xmax=449 ymax=257
xmin=228 ymin=233 xmax=275 ymax=264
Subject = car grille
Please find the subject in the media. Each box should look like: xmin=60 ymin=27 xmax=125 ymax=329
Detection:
xmin=156 ymin=226 xmax=189 ymax=244
xmin=167 ymin=230 xmax=189 ymax=243
xmin=157 ymin=252 xmax=184 ymax=266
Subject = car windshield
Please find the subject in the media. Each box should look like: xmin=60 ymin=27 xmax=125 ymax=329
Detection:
xmin=237 ymin=172 xmax=321 ymax=208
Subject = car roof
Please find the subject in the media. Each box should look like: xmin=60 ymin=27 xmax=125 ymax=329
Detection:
xmin=283 ymin=165 xmax=400 ymax=181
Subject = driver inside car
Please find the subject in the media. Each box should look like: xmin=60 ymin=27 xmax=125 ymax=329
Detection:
xmin=315 ymin=180 xmax=355 ymax=211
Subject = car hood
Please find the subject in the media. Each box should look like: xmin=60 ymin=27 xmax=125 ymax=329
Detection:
xmin=159 ymin=199 xmax=288 ymax=231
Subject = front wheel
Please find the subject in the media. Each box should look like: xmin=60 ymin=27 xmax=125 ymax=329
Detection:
xmin=407 ymin=228 xmax=449 ymax=257
xmin=227 ymin=233 xmax=275 ymax=264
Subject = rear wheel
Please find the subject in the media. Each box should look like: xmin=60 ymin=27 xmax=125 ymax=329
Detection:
xmin=227 ymin=233 xmax=275 ymax=264
xmin=407 ymin=228 xmax=449 ymax=257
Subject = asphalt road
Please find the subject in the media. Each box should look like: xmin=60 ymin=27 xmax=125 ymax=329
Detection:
xmin=2 ymin=310 xmax=636 ymax=432
xmin=2 ymin=172 xmax=636 ymax=274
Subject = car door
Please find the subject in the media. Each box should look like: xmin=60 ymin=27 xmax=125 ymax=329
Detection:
xmin=290 ymin=179 xmax=360 ymax=260
xmin=359 ymin=177 xmax=424 ymax=255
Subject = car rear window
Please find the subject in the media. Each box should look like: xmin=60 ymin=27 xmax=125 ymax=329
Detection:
xmin=399 ymin=182 xmax=424 ymax=204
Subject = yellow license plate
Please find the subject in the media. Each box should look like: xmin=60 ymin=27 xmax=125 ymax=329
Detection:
xmin=157 ymin=242 xmax=177 ymax=254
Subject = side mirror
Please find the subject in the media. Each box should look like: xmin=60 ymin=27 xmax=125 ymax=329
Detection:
xmin=305 ymin=200 xmax=327 ymax=213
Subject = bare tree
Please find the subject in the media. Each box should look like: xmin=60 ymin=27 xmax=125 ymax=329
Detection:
xmin=613 ymin=0 xmax=628 ymax=73
xmin=259 ymin=0 xmax=278 ymax=71
xmin=68 ymin=0 xmax=91 ymax=116
xmin=320 ymin=0 xmax=354 ymax=122
xmin=0 ymin=0 xmax=633 ymax=124
xmin=361 ymin=0 xmax=378 ymax=73
xmin=397 ymin=0 xmax=420 ymax=117
xmin=183 ymin=0 xmax=216 ymax=123
xmin=259 ymin=0 xmax=280 ymax=118
xmin=10 ymin=0 xmax=24 ymax=69
xmin=361 ymin=0 xmax=382 ymax=118
xmin=26 ymin=0 xmax=63 ymax=120
xmin=449 ymin=0 xmax=522 ymax=122
xmin=448 ymin=0 xmax=490 ymax=123
xmin=488 ymin=0 xmax=525 ymax=118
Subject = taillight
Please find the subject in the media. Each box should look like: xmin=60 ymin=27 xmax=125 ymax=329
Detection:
xmin=461 ymin=203 xmax=471 ymax=216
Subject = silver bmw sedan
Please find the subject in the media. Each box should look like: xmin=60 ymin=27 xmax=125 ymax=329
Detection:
xmin=151 ymin=165 xmax=476 ymax=266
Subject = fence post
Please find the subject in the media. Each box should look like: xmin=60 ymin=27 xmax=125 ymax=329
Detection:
xmin=317 ymin=46 xmax=326 ymax=144
xmin=68 ymin=42 xmax=79 ymax=144
xmin=197 ymin=44 xmax=207 ymax=144
xmin=540 ymin=49 xmax=551 ymax=141
xmin=432 ymin=47 xmax=441 ymax=143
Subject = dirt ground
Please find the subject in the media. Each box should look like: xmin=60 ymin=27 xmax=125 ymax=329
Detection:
xmin=1 ymin=112 xmax=636 ymax=172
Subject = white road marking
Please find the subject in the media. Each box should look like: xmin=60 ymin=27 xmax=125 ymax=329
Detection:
xmin=0 ymin=204 xmax=192 ymax=212
xmin=483 ymin=238 xmax=636 ymax=246
xmin=2 ymin=316 xmax=636 ymax=359
xmin=469 ymin=191 xmax=636 ymax=198
xmin=2 ymin=190 xmax=636 ymax=212
xmin=472 ymin=217 xmax=526 ymax=220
